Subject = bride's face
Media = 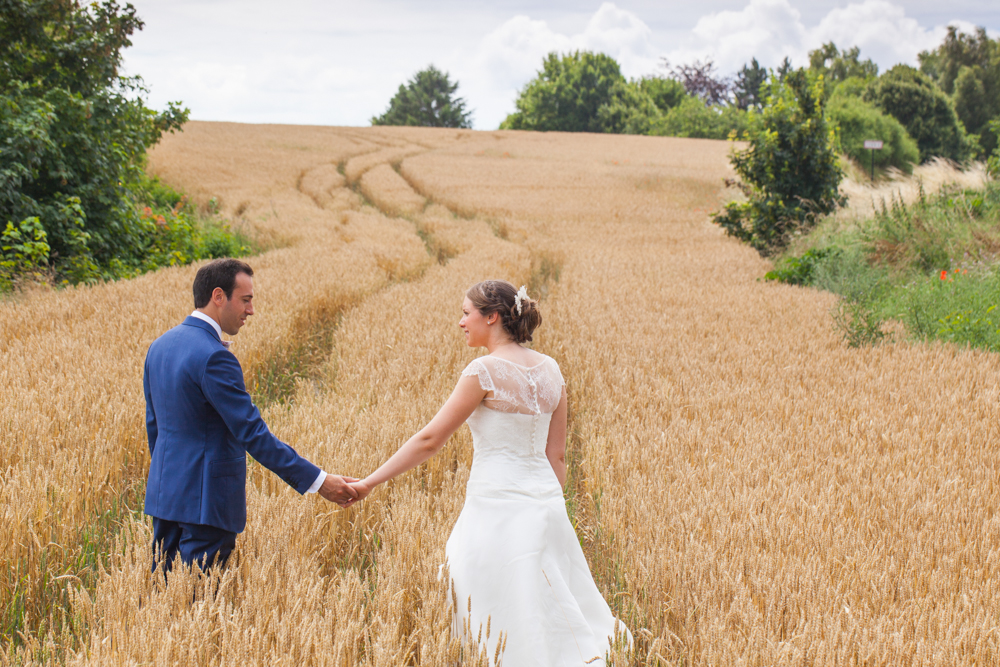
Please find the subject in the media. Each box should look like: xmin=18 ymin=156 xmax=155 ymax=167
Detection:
xmin=459 ymin=297 xmax=492 ymax=347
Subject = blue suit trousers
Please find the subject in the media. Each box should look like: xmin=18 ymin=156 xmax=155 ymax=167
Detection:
xmin=152 ymin=518 xmax=236 ymax=573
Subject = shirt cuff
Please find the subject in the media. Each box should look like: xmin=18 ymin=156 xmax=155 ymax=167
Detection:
xmin=305 ymin=470 xmax=327 ymax=494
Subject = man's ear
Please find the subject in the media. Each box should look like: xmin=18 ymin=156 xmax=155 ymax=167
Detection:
xmin=211 ymin=286 xmax=226 ymax=305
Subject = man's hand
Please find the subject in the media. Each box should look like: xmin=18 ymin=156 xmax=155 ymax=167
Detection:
xmin=319 ymin=474 xmax=359 ymax=507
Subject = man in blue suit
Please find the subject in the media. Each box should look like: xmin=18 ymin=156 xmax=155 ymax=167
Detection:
xmin=143 ymin=258 xmax=357 ymax=572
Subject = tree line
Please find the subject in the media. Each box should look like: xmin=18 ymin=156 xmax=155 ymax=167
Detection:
xmin=377 ymin=27 xmax=1000 ymax=172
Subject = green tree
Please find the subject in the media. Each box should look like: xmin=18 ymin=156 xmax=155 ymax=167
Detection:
xmin=919 ymin=26 xmax=1000 ymax=157
xmin=500 ymin=51 xmax=658 ymax=133
xmin=954 ymin=66 xmax=992 ymax=138
xmin=809 ymin=43 xmax=879 ymax=84
xmin=827 ymin=94 xmax=919 ymax=173
xmin=713 ymin=70 xmax=845 ymax=255
xmin=864 ymin=65 xmax=973 ymax=162
xmin=1 ymin=0 xmax=190 ymax=282
xmin=371 ymin=65 xmax=472 ymax=128
xmin=733 ymin=58 xmax=768 ymax=110
xmin=919 ymin=26 xmax=996 ymax=94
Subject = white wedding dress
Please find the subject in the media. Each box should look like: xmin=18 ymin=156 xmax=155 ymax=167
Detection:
xmin=445 ymin=355 xmax=629 ymax=666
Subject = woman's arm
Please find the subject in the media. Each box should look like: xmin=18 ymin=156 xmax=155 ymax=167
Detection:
xmin=346 ymin=375 xmax=486 ymax=503
xmin=546 ymin=387 xmax=568 ymax=487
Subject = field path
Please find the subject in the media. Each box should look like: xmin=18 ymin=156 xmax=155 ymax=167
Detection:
xmin=3 ymin=123 xmax=997 ymax=666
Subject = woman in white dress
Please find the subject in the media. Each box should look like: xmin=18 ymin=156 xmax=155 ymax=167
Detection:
xmin=347 ymin=280 xmax=629 ymax=665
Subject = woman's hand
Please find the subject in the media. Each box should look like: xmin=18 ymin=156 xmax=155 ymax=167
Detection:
xmin=342 ymin=479 xmax=373 ymax=507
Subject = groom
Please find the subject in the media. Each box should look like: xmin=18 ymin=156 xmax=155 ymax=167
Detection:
xmin=143 ymin=258 xmax=357 ymax=572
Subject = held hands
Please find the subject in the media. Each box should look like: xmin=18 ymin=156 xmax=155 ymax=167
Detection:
xmin=341 ymin=479 xmax=373 ymax=508
xmin=319 ymin=474 xmax=360 ymax=507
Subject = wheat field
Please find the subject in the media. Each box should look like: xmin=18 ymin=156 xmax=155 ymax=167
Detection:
xmin=1 ymin=122 xmax=998 ymax=666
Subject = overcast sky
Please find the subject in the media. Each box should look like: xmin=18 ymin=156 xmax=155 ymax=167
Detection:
xmin=123 ymin=0 xmax=1000 ymax=130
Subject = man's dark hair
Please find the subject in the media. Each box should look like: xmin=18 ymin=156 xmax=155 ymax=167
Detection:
xmin=193 ymin=259 xmax=254 ymax=308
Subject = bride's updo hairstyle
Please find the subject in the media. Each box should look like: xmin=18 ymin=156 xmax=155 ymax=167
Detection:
xmin=466 ymin=280 xmax=542 ymax=344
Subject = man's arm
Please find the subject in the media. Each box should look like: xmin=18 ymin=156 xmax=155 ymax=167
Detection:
xmin=201 ymin=349 xmax=323 ymax=494
xmin=143 ymin=356 xmax=157 ymax=456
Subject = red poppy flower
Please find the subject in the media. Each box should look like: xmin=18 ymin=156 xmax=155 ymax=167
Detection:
xmin=940 ymin=270 xmax=947 ymax=280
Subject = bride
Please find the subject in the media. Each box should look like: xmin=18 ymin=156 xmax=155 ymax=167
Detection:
xmin=347 ymin=280 xmax=629 ymax=665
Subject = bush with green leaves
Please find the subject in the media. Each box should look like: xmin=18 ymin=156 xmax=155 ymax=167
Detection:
xmin=864 ymin=65 xmax=974 ymax=162
xmin=371 ymin=66 xmax=472 ymax=128
xmin=500 ymin=51 xmax=659 ymax=134
xmin=988 ymin=120 xmax=1000 ymax=177
xmin=635 ymin=76 xmax=687 ymax=113
xmin=764 ymin=247 xmax=841 ymax=285
xmin=650 ymin=96 xmax=748 ymax=140
xmin=712 ymin=70 xmax=845 ymax=255
xmin=827 ymin=94 xmax=919 ymax=173
xmin=0 ymin=0 xmax=215 ymax=286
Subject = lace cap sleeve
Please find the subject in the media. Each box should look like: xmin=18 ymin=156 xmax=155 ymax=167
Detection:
xmin=461 ymin=358 xmax=495 ymax=393
xmin=548 ymin=357 xmax=566 ymax=387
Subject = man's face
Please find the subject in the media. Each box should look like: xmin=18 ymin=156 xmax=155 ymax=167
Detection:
xmin=217 ymin=272 xmax=254 ymax=336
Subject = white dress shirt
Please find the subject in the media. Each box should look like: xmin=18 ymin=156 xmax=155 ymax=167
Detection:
xmin=190 ymin=310 xmax=327 ymax=494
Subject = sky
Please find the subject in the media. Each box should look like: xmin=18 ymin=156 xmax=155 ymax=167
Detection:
xmin=123 ymin=0 xmax=1000 ymax=130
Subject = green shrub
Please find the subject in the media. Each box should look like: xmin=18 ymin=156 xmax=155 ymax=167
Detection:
xmin=0 ymin=0 xmax=232 ymax=288
xmin=595 ymin=81 xmax=662 ymax=135
xmin=129 ymin=175 xmax=252 ymax=276
xmin=0 ymin=216 xmax=51 ymax=289
xmin=636 ymin=76 xmax=687 ymax=113
xmin=650 ymin=97 xmax=748 ymax=140
xmin=764 ymin=247 xmax=841 ymax=285
xmin=864 ymin=65 xmax=974 ymax=162
xmin=713 ymin=70 xmax=845 ymax=255
xmin=828 ymin=95 xmax=920 ymax=173
xmin=987 ymin=119 xmax=1000 ymax=177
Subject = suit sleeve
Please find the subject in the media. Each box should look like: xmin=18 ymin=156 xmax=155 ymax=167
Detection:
xmin=143 ymin=354 xmax=157 ymax=456
xmin=201 ymin=349 xmax=321 ymax=494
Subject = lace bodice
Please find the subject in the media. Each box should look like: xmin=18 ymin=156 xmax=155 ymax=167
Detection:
xmin=460 ymin=354 xmax=566 ymax=500
xmin=461 ymin=355 xmax=565 ymax=415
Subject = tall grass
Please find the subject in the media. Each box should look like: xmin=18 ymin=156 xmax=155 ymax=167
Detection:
xmin=772 ymin=163 xmax=1000 ymax=351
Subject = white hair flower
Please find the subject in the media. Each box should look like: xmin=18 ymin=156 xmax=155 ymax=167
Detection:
xmin=514 ymin=285 xmax=529 ymax=316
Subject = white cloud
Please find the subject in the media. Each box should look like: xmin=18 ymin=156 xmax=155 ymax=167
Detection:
xmin=811 ymin=1 xmax=945 ymax=67
xmin=684 ymin=0 xmax=809 ymax=71
xmin=668 ymin=0 xmax=969 ymax=76
xmin=457 ymin=3 xmax=661 ymax=128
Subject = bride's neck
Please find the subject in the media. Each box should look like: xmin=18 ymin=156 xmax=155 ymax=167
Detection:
xmin=486 ymin=338 xmax=520 ymax=354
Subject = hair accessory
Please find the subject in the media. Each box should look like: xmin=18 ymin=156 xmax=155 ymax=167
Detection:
xmin=514 ymin=285 xmax=529 ymax=316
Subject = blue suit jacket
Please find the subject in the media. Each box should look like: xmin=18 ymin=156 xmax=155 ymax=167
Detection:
xmin=143 ymin=316 xmax=320 ymax=533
